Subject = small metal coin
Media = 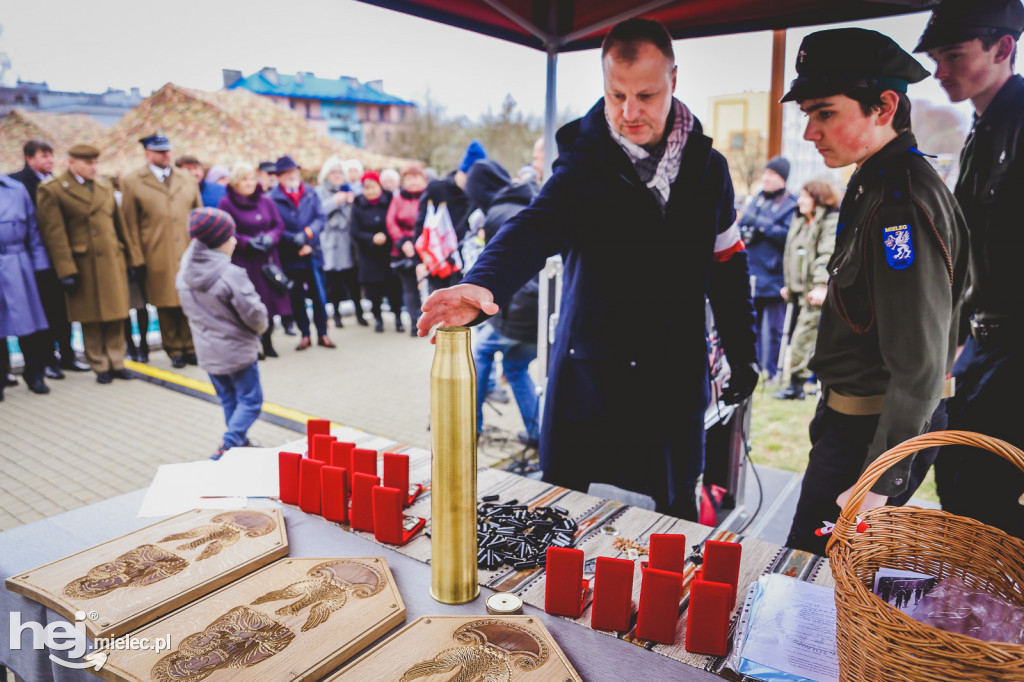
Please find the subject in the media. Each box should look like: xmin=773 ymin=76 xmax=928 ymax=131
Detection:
xmin=486 ymin=592 xmax=524 ymax=615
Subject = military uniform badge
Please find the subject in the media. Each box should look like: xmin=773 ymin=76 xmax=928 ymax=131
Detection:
xmin=883 ymin=224 xmax=914 ymax=269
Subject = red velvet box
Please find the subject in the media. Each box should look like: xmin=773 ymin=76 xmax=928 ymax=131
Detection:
xmin=278 ymin=451 xmax=301 ymax=505
xmin=372 ymin=485 xmax=425 ymax=545
xmin=684 ymin=579 xmax=732 ymax=656
xmin=590 ymin=556 xmax=634 ymax=632
xmin=702 ymin=540 xmax=742 ymax=606
xmin=648 ymin=533 xmax=687 ymax=574
xmin=320 ymin=466 xmax=349 ymax=524
xmin=310 ymin=433 xmax=335 ymax=463
xmin=349 ymin=472 xmax=380 ymax=532
xmin=330 ymin=441 xmax=355 ymax=472
xmin=635 ymin=567 xmax=683 ymax=645
xmin=306 ymin=418 xmax=331 ymax=455
xmin=351 ymin=448 xmax=378 ymax=478
xmin=298 ymin=458 xmax=325 ymax=515
xmin=545 ymin=547 xmax=589 ymax=618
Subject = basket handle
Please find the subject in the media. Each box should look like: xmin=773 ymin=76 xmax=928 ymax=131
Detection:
xmin=827 ymin=430 xmax=1024 ymax=553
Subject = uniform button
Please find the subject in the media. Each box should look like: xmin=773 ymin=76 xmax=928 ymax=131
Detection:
xmin=629 ymin=361 xmax=636 ymax=367
xmin=568 ymin=348 xmax=575 ymax=355
xmin=893 ymin=477 xmax=904 ymax=486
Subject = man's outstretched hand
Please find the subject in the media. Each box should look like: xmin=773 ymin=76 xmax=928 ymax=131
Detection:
xmin=416 ymin=284 xmax=499 ymax=341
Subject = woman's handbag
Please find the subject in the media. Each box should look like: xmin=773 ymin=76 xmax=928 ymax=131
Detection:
xmin=261 ymin=263 xmax=294 ymax=294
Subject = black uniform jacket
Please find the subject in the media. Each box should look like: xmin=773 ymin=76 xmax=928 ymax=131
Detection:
xmin=463 ymin=98 xmax=756 ymax=506
xmin=810 ymin=132 xmax=969 ymax=495
xmin=955 ymin=74 xmax=1024 ymax=325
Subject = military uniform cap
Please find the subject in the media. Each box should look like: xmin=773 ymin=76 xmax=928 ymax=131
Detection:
xmin=781 ymin=28 xmax=929 ymax=102
xmin=68 ymin=143 xmax=100 ymax=159
xmin=139 ymin=131 xmax=173 ymax=151
xmin=914 ymin=0 xmax=1024 ymax=52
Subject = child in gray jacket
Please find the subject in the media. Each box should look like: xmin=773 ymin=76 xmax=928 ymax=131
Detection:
xmin=177 ymin=208 xmax=269 ymax=459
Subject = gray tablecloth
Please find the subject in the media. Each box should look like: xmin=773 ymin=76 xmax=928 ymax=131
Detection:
xmin=1 ymin=490 xmax=719 ymax=682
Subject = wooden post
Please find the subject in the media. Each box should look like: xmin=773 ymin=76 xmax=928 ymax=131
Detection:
xmin=769 ymin=29 xmax=786 ymax=159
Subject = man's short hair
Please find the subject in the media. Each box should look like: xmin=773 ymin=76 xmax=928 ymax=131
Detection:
xmin=601 ymin=17 xmax=674 ymax=63
xmin=176 ymin=155 xmax=202 ymax=168
xmin=978 ymin=32 xmax=1018 ymax=68
xmin=23 ymin=139 xmax=53 ymax=158
xmin=845 ymin=89 xmax=913 ymax=134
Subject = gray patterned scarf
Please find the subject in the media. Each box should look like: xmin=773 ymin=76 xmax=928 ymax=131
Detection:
xmin=606 ymin=97 xmax=693 ymax=210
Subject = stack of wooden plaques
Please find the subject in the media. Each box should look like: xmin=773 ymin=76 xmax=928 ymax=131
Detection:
xmin=328 ymin=615 xmax=582 ymax=681
xmin=6 ymin=509 xmax=289 ymax=639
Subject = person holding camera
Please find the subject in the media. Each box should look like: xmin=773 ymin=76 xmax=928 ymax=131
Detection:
xmin=218 ymin=162 xmax=290 ymax=359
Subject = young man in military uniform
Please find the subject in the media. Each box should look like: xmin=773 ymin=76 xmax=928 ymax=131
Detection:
xmin=36 ymin=144 xmax=146 ymax=383
xmin=781 ymin=28 xmax=969 ymax=555
xmin=916 ymin=0 xmax=1024 ymax=540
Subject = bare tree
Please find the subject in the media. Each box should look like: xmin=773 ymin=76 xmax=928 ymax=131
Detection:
xmin=726 ymin=132 xmax=766 ymax=196
xmin=911 ymin=99 xmax=968 ymax=155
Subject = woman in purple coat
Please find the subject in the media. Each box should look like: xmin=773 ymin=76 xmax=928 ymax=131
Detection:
xmin=218 ymin=162 xmax=290 ymax=358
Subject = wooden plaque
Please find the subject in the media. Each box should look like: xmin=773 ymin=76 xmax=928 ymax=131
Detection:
xmin=91 ymin=557 xmax=406 ymax=682
xmin=328 ymin=615 xmax=583 ymax=681
xmin=5 ymin=509 xmax=288 ymax=639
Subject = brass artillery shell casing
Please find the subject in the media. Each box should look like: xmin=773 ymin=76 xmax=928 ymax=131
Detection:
xmin=430 ymin=326 xmax=479 ymax=604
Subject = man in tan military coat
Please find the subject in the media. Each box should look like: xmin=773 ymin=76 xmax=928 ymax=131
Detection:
xmin=36 ymin=144 xmax=145 ymax=383
xmin=120 ymin=132 xmax=202 ymax=368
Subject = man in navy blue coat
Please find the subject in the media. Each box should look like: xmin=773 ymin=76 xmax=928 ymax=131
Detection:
xmin=417 ymin=18 xmax=758 ymax=519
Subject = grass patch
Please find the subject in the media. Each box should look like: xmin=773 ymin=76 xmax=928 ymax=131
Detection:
xmin=747 ymin=382 xmax=938 ymax=503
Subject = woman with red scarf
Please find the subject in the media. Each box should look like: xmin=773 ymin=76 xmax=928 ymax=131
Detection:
xmin=385 ymin=165 xmax=426 ymax=336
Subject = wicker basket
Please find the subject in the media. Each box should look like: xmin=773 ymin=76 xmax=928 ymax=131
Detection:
xmin=827 ymin=430 xmax=1024 ymax=681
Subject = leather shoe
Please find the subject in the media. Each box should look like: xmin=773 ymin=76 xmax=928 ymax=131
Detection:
xmin=374 ymin=320 xmax=384 ymax=333
xmin=59 ymin=358 xmax=91 ymax=372
xmin=112 ymin=368 xmax=134 ymax=380
xmin=283 ymin=324 xmax=298 ymax=336
xmin=138 ymin=350 xmax=149 ymax=363
xmin=184 ymin=352 xmax=198 ymax=366
xmin=170 ymin=355 xmax=187 ymax=369
xmin=96 ymin=371 xmax=113 ymax=384
xmin=5 ymin=373 xmax=18 ymax=387
xmin=356 ymin=315 xmax=369 ymax=327
xmin=45 ymin=365 xmax=65 ymax=380
xmin=264 ymin=346 xmax=279 ymax=358
xmin=318 ymin=335 xmax=336 ymax=348
xmin=27 ymin=376 xmax=50 ymax=394
xmin=395 ymin=320 xmax=405 ymax=333
xmin=296 ymin=337 xmax=312 ymax=351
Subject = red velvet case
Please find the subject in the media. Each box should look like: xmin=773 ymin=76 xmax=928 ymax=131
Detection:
xmin=635 ymin=567 xmax=683 ymax=645
xmin=277 ymin=451 xmax=301 ymax=505
xmin=320 ymin=466 xmax=349 ymax=524
xmin=310 ymin=433 xmax=335 ymax=463
xmin=298 ymin=458 xmax=325 ymax=515
xmin=351 ymin=448 xmax=378 ymax=478
xmin=647 ymin=533 xmax=687 ymax=574
xmin=382 ymin=452 xmax=422 ymax=506
xmin=702 ymin=540 xmax=742 ymax=606
xmin=684 ymin=579 xmax=732 ymax=656
xmin=590 ymin=556 xmax=634 ymax=632
xmin=330 ymin=441 xmax=355 ymax=472
xmin=349 ymin=472 xmax=380 ymax=532
xmin=544 ymin=547 xmax=589 ymax=618
xmin=372 ymin=485 xmax=425 ymax=545
xmin=305 ymin=418 xmax=331 ymax=455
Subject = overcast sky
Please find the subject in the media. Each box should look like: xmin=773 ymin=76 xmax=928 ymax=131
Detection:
xmin=3 ymin=0 xmax=1012 ymax=124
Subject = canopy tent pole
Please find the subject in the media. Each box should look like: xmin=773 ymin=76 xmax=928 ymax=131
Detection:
xmin=768 ymin=29 xmax=786 ymax=159
xmin=544 ymin=46 xmax=558 ymax=180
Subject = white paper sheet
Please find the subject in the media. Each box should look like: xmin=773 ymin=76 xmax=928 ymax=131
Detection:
xmin=137 ymin=462 xmax=249 ymax=517
xmin=738 ymin=574 xmax=840 ymax=682
xmin=208 ymin=447 xmax=281 ymax=498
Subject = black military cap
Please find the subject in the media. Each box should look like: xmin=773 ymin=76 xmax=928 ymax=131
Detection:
xmin=914 ymin=0 xmax=1024 ymax=52
xmin=781 ymin=28 xmax=930 ymax=103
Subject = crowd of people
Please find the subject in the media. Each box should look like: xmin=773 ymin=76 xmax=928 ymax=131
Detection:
xmin=2 ymin=1 xmax=1022 ymax=550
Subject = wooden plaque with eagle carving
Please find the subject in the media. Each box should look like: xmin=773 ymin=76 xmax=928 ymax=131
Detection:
xmin=327 ymin=615 xmax=582 ymax=681
xmin=5 ymin=508 xmax=288 ymax=639
xmin=89 ymin=557 xmax=406 ymax=682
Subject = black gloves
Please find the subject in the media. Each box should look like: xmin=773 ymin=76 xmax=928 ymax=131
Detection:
xmin=250 ymin=234 xmax=274 ymax=252
xmin=721 ymin=361 xmax=759 ymax=405
xmin=128 ymin=264 xmax=146 ymax=283
xmin=60 ymin=274 xmax=81 ymax=295
xmin=290 ymin=231 xmax=308 ymax=248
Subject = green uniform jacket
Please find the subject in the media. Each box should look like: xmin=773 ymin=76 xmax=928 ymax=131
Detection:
xmin=120 ymin=165 xmax=202 ymax=308
xmin=783 ymin=205 xmax=838 ymax=296
xmin=36 ymin=171 xmax=144 ymax=324
xmin=809 ymin=132 xmax=969 ymax=495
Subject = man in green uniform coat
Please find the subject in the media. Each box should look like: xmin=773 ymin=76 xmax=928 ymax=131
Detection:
xmin=781 ymin=29 xmax=970 ymax=555
xmin=916 ymin=0 xmax=1024 ymax=540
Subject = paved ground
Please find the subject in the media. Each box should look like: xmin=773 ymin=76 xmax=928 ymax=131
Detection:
xmin=0 ymin=306 xmax=534 ymax=532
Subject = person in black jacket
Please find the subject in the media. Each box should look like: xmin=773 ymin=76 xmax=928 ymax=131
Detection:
xmin=417 ymin=19 xmax=758 ymax=519
xmin=9 ymin=138 xmax=89 ymax=377
xmin=465 ymin=160 xmax=542 ymax=447
xmin=916 ymin=0 xmax=1024 ymax=540
xmin=352 ymin=171 xmax=402 ymax=332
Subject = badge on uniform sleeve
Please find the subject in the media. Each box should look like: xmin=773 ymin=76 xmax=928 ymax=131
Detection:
xmin=883 ymin=224 xmax=914 ymax=269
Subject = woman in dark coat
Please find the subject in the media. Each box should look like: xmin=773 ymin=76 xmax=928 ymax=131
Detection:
xmin=217 ymin=162 xmax=290 ymax=357
xmin=351 ymin=171 xmax=401 ymax=332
